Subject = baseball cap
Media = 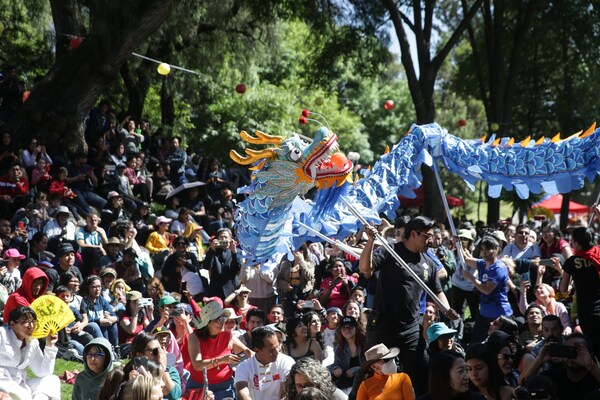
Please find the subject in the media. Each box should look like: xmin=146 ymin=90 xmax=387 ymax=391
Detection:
xmin=56 ymin=243 xmax=75 ymax=257
xmin=126 ymin=290 xmax=142 ymax=301
xmin=156 ymin=216 xmax=172 ymax=225
xmin=37 ymin=261 xmax=54 ymax=270
xmin=179 ymin=303 xmax=193 ymax=315
xmin=4 ymin=248 xmax=25 ymax=259
xmin=107 ymin=191 xmax=121 ymax=200
xmin=99 ymin=267 xmax=117 ymax=278
xmin=152 ymin=326 xmax=171 ymax=336
xmin=327 ymin=307 xmax=343 ymax=317
xmin=158 ymin=295 xmax=178 ymax=307
xmin=339 ymin=316 xmax=358 ymax=328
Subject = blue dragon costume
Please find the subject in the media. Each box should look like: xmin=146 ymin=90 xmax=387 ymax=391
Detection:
xmin=230 ymin=121 xmax=600 ymax=265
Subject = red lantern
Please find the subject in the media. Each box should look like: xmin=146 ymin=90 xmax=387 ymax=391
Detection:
xmin=384 ymin=100 xmax=395 ymax=111
xmin=458 ymin=119 xmax=467 ymax=127
xmin=235 ymin=83 xmax=247 ymax=94
xmin=70 ymin=36 xmax=84 ymax=49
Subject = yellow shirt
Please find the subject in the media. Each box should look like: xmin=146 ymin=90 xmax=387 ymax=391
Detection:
xmin=145 ymin=231 xmax=170 ymax=254
xmin=357 ymin=372 xmax=415 ymax=400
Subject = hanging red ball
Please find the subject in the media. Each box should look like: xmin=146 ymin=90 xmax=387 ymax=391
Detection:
xmin=458 ymin=119 xmax=467 ymax=127
xmin=384 ymin=100 xmax=395 ymax=111
xmin=70 ymin=36 xmax=84 ymax=50
xmin=235 ymin=83 xmax=247 ymax=94
xmin=301 ymin=109 xmax=310 ymax=118
xmin=299 ymin=117 xmax=308 ymax=124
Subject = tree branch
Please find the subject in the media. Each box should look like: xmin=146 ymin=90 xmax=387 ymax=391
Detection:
xmin=502 ymin=0 xmax=540 ymax=123
xmin=381 ymin=0 xmax=424 ymax=114
xmin=461 ymin=0 xmax=490 ymax=117
xmin=431 ymin=0 xmax=483 ymax=74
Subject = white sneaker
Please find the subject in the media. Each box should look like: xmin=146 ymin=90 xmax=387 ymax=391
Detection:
xmin=69 ymin=348 xmax=83 ymax=362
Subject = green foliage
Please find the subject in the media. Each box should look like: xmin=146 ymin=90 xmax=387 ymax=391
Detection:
xmin=341 ymin=72 xmax=414 ymax=157
xmin=145 ymin=83 xmax=195 ymax=140
xmin=0 ymin=0 xmax=53 ymax=83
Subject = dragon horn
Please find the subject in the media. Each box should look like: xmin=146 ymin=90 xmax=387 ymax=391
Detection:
xmin=580 ymin=122 xmax=596 ymax=138
xmin=240 ymin=130 xmax=284 ymax=145
xmin=229 ymin=148 xmax=277 ymax=165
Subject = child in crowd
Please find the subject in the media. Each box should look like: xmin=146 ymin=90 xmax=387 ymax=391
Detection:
xmin=31 ymin=156 xmax=52 ymax=190
xmin=350 ymin=285 xmax=366 ymax=308
xmin=323 ymin=306 xmax=343 ymax=367
xmin=56 ymin=285 xmax=93 ymax=358
xmin=3 ymin=248 xmax=23 ymax=285
xmin=110 ymin=278 xmax=129 ymax=313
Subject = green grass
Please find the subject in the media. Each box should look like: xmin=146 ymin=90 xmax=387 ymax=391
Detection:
xmin=26 ymin=358 xmax=83 ymax=399
xmin=55 ymin=358 xmax=82 ymax=399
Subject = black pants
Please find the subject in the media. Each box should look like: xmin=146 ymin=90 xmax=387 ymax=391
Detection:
xmin=366 ymin=320 xmax=428 ymax=396
xmin=450 ymin=286 xmax=479 ymax=342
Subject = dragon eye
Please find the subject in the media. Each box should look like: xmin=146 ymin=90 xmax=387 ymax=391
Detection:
xmin=289 ymin=148 xmax=302 ymax=161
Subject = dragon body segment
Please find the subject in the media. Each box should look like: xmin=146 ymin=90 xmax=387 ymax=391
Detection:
xmin=231 ymin=123 xmax=600 ymax=265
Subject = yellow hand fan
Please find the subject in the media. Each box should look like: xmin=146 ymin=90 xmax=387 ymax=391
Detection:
xmin=30 ymin=295 xmax=76 ymax=339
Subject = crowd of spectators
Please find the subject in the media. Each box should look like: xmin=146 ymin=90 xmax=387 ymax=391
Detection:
xmin=0 ymin=94 xmax=599 ymax=400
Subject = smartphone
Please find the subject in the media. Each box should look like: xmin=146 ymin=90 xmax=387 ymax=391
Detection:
xmin=236 ymin=351 xmax=250 ymax=363
xmin=522 ymin=272 xmax=530 ymax=282
xmin=17 ymin=221 xmax=25 ymax=230
xmin=133 ymin=356 xmax=149 ymax=369
xmin=181 ymin=281 xmax=187 ymax=291
xmin=547 ymin=343 xmax=577 ymax=359
xmin=303 ymin=300 xmax=314 ymax=308
xmin=529 ymin=389 xmax=549 ymax=400
xmin=138 ymin=298 xmax=153 ymax=307
xmin=539 ymin=259 xmax=554 ymax=266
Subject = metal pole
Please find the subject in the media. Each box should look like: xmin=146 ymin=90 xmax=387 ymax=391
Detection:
xmin=588 ymin=190 xmax=600 ymax=226
xmin=297 ymin=221 xmax=361 ymax=259
xmin=431 ymin=162 xmax=468 ymax=277
xmin=339 ymin=197 xmax=451 ymax=315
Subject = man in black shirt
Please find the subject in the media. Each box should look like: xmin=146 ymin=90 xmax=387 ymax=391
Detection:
xmin=359 ymin=216 xmax=456 ymax=394
xmin=542 ymin=333 xmax=600 ymax=399
xmin=560 ymin=227 xmax=600 ymax=353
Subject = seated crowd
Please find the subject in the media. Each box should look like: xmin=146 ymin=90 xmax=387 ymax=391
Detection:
xmin=0 ymin=101 xmax=599 ymax=399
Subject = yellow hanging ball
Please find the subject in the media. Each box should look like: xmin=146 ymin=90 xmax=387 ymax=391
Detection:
xmin=157 ymin=63 xmax=171 ymax=75
xmin=490 ymin=122 xmax=500 ymax=132
xmin=0 ymin=22 xmax=5 ymax=35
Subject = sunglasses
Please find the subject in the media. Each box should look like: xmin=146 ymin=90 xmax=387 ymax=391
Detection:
xmin=497 ymin=353 xmax=514 ymax=361
xmin=417 ymin=231 xmax=433 ymax=239
xmin=86 ymin=352 xmax=106 ymax=360
xmin=145 ymin=347 xmax=160 ymax=356
xmin=212 ymin=316 xmax=227 ymax=324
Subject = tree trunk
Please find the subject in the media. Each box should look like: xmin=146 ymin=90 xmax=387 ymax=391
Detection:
xmin=49 ymin=0 xmax=84 ymax=61
xmin=3 ymin=0 xmax=174 ymax=153
xmin=381 ymin=0 xmax=483 ymax=221
xmin=120 ymin=62 xmax=154 ymax=119
xmin=462 ymin=0 xmax=540 ymax=224
xmin=161 ymin=77 xmax=175 ymax=129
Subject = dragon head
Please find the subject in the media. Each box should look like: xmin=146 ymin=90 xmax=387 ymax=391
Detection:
xmin=295 ymin=127 xmax=353 ymax=188
xmin=230 ymin=127 xmax=353 ymax=189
